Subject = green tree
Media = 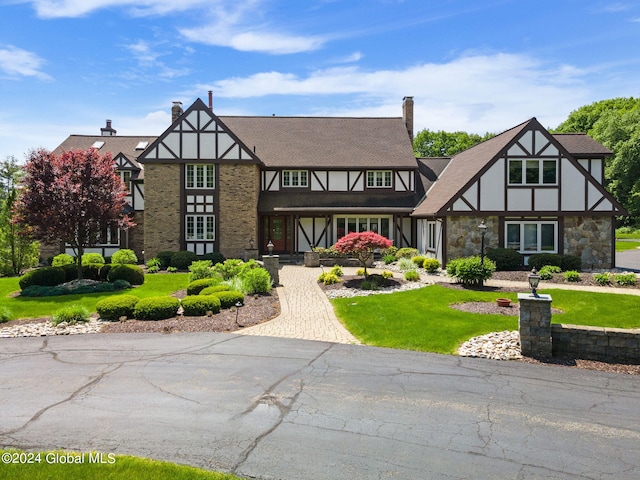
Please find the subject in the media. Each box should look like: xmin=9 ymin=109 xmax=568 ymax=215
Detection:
xmin=413 ymin=129 xmax=494 ymax=157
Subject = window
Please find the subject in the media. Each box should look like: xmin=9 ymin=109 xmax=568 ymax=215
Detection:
xmin=367 ymin=170 xmax=392 ymax=188
xmin=186 ymin=164 xmax=215 ymax=189
xmin=336 ymin=216 xmax=391 ymax=239
xmin=282 ymin=170 xmax=308 ymax=187
xmin=505 ymin=221 xmax=557 ymax=253
xmin=186 ymin=215 xmax=215 ymax=241
xmin=118 ymin=170 xmax=131 ymax=191
xmin=427 ymin=222 xmax=437 ymax=250
xmin=508 ymin=159 xmax=557 ymax=185
xmin=99 ymin=223 xmax=120 ymax=245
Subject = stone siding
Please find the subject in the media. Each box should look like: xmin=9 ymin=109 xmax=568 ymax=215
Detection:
xmin=445 ymin=216 xmax=498 ymax=261
xmin=128 ymin=212 xmax=144 ymax=263
xmin=563 ymin=216 xmax=613 ymax=269
xmin=518 ymin=294 xmax=553 ymax=358
xmin=552 ymin=324 xmax=640 ymax=364
xmin=143 ymin=163 xmax=182 ymax=260
xmin=218 ymin=163 xmax=260 ymax=259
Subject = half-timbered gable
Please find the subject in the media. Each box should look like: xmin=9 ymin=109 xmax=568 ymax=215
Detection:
xmin=413 ymin=118 xmax=625 ymax=269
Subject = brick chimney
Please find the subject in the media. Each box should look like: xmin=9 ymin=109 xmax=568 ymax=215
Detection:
xmin=100 ymin=119 xmax=116 ymax=136
xmin=402 ymin=96 xmax=414 ymax=141
xmin=172 ymin=101 xmax=183 ymax=123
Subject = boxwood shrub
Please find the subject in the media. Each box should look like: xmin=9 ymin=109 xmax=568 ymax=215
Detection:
xmin=199 ymin=285 xmax=231 ymax=296
xmin=82 ymin=263 xmax=104 ymax=281
xmin=422 ymin=258 xmax=441 ymax=273
xmin=181 ymin=295 xmax=222 ymax=316
xmin=99 ymin=264 xmax=112 ymax=281
xmin=213 ymin=290 xmax=245 ymax=309
xmin=242 ymin=267 xmax=272 ymax=294
xmin=82 ymin=253 xmax=105 ymax=264
xmin=133 ymin=296 xmax=180 ymax=320
xmin=170 ymin=250 xmax=198 ymax=270
xmin=187 ymin=278 xmax=222 ymax=296
xmin=51 ymin=253 xmax=75 ymax=267
xmin=61 ymin=263 xmax=79 ymax=282
xmin=111 ymin=249 xmax=138 ymax=265
xmin=96 ymin=295 xmax=140 ymax=320
xmin=107 ymin=264 xmax=145 ymax=285
xmin=527 ymin=253 xmax=563 ymax=271
xmin=19 ymin=266 xmax=66 ymax=290
xmin=486 ymin=247 xmax=523 ymax=271
xmin=157 ymin=251 xmax=176 ymax=269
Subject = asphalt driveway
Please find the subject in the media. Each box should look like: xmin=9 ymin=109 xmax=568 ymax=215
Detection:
xmin=1 ymin=333 xmax=639 ymax=479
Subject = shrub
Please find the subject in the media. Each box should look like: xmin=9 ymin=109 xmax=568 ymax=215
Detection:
xmin=538 ymin=265 xmax=561 ymax=280
xmin=181 ymin=295 xmax=221 ymax=316
xmin=61 ymin=263 xmax=79 ymax=282
xmin=0 ymin=306 xmax=11 ymax=323
xmin=397 ymin=257 xmax=415 ymax=272
xmin=360 ymin=278 xmax=380 ymax=290
xmin=52 ymin=253 xmax=75 ymax=267
xmin=82 ymin=263 xmax=104 ymax=281
xmin=381 ymin=270 xmax=394 ymax=279
xmin=51 ymin=305 xmax=91 ymax=325
xmin=318 ymin=272 xmax=341 ymax=285
xmin=614 ymin=272 xmax=637 ymax=286
xmin=147 ymin=265 xmax=160 ymax=274
xmin=242 ymin=268 xmax=272 ymax=294
xmin=200 ymin=285 xmax=231 ymax=296
xmin=156 ymin=251 xmax=176 ymax=268
xmin=98 ymin=264 xmax=112 ymax=281
xmin=19 ymin=266 xmax=66 ymax=290
xmin=167 ymin=266 xmax=178 ymax=273
xmin=404 ymin=270 xmax=420 ymax=281
xmin=213 ymin=259 xmax=259 ymax=280
xmin=411 ymin=255 xmax=426 ymax=268
xmin=133 ymin=296 xmax=180 ymax=320
xmin=146 ymin=258 xmax=161 ymax=273
xmin=395 ymin=247 xmax=419 ymax=259
xmin=213 ymin=290 xmax=245 ymax=309
xmin=187 ymin=277 xmax=223 ymax=296
xmin=82 ymin=253 xmax=105 ymax=264
xmin=170 ymin=250 xmax=198 ymax=270
xmin=113 ymin=279 xmax=131 ymax=290
xmin=528 ymin=253 xmax=563 ymax=271
xmin=383 ymin=254 xmax=396 ymax=264
xmin=329 ymin=265 xmax=343 ymax=277
xmin=356 ymin=268 xmax=365 ymax=276
xmin=563 ymin=270 xmax=581 ymax=282
xmin=188 ymin=260 xmax=215 ymax=282
xmin=561 ymin=255 xmax=582 ymax=272
xmin=593 ymin=272 xmax=612 ymax=286
xmin=486 ymin=248 xmax=523 ymax=271
xmin=198 ymin=252 xmax=225 ymax=265
xmin=107 ymin=264 xmax=145 ymax=285
xmin=111 ymin=249 xmax=138 ymax=265
xmin=446 ymin=256 xmax=496 ymax=285
xmin=422 ymin=258 xmax=440 ymax=273
xmin=96 ymin=295 xmax=140 ymax=320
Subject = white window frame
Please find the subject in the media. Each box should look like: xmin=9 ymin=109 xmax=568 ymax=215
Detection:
xmin=505 ymin=221 xmax=557 ymax=253
xmin=334 ymin=216 xmax=392 ymax=240
xmin=186 ymin=215 xmax=216 ymax=241
xmin=367 ymin=170 xmax=392 ymax=188
xmin=282 ymin=170 xmax=308 ymax=187
xmin=427 ymin=221 xmax=437 ymax=250
xmin=508 ymin=159 xmax=557 ymax=186
xmin=118 ymin=170 xmax=131 ymax=191
xmin=186 ymin=164 xmax=215 ymax=189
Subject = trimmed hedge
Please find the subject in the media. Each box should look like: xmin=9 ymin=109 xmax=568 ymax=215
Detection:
xmin=422 ymin=258 xmax=440 ymax=273
xmin=107 ymin=264 xmax=145 ymax=285
xmin=111 ymin=249 xmax=138 ymax=265
xmin=157 ymin=251 xmax=175 ymax=269
xmin=486 ymin=247 xmax=523 ymax=271
xmin=528 ymin=253 xmax=582 ymax=272
xmin=19 ymin=267 xmax=66 ymax=290
xmin=82 ymin=263 xmax=104 ymax=281
xmin=96 ymin=295 xmax=140 ymax=320
xmin=213 ymin=290 xmax=245 ymax=309
xmin=133 ymin=296 xmax=180 ymax=320
xmin=181 ymin=295 xmax=221 ymax=316
xmin=199 ymin=285 xmax=231 ymax=296
xmin=170 ymin=250 xmax=198 ymax=270
xmin=187 ymin=278 xmax=222 ymax=296
xmin=82 ymin=253 xmax=105 ymax=264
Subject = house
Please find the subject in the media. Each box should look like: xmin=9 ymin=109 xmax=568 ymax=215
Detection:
xmin=413 ymin=117 xmax=626 ymax=269
xmin=47 ymin=97 xmax=624 ymax=269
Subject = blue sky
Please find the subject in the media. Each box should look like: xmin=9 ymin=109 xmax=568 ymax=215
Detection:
xmin=1 ymin=0 xmax=639 ymax=160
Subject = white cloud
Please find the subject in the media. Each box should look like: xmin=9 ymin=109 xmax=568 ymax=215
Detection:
xmin=25 ymin=0 xmax=211 ymax=18
xmin=0 ymin=45 xmax=51 ymax=80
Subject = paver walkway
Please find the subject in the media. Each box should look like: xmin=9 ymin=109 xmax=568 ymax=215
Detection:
xmin=237 ymin=265 xmax=360 ymax=344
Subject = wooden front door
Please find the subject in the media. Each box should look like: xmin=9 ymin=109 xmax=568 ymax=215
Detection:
xmin=264 ymin=216 xmax=289 ymax=253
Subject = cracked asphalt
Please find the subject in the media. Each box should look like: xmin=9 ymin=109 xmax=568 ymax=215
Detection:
xmin=1 ymin=333 xmax=640 ymax=479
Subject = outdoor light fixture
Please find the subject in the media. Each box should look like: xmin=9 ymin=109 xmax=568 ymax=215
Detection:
xmin=528 ymin=267 xmax=541 ymax=297
xmin=249 ymin=238 xmax=255 ymax=249
xmin=267 ymin=240 xmax=274 ymax=255
xmin=235 ymin=301 xmax=244 ymax=328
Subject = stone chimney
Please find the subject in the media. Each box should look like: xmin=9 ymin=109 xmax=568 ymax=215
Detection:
xmin=100 ymin=119 xmax=116 ymax=136
xmin=172 ymin=101 xmax=183 ymax=123
xmin=402 ymin=96 xmax=414 ymax=141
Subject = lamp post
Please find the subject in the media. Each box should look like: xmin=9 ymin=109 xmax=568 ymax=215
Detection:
xmin=478 ymin=219 xmax=488 ymax=286
xmin=235 ymin=301 xmax=244 ymax=328
xmin=528 ymin=268 xmax=541 ymax=297
xmin=267 ymin=240 xmax=274 ymax=256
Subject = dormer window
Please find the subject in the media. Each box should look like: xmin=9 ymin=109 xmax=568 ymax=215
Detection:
xmin=282 ymin=170 xmax=307 ymax=187
xmin=367 ymin=170 xmax=392 ymax=188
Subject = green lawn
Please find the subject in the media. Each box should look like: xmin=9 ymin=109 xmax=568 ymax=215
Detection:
xmin=616 ymin=232 xmax=640 ymax=239
xmin=616 ymin=240 xmax=640 ymax=252
xmin=0 ymin=450 xmax=241 ymax=479
xmin=0 ymin=273 xmax=189 ymax=321
xmin=332 ymin=284 xmax=640 ymax=354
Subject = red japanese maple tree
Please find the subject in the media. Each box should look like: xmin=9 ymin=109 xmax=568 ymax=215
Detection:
xmin=13 ymin=148 xmax=134 ymax=279
xmin=333 ymin=231 xmax=392 ymax=277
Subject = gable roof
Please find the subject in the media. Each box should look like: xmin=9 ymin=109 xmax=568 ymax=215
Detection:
xmin=553 ymin=133 xmax=612 ymax=157
xmin=52 ymin=135 xmax=156 ymax=171
xmin=220 ymin=115 xmax=417 ymax=169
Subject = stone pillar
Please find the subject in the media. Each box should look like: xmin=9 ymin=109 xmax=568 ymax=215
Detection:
xmin=244 ymin=248 xmax=259 ymax=261
xmin=518 ymin=293 xmax=553 ymax=358
xmin=304 ymin=251 xmax=320 ymax=267
xmin=262 ymin=255 xmax=280 ymax=286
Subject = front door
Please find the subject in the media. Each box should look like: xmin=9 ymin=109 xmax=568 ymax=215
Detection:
xmin=264 ymin=216 xmax=289 ymax=253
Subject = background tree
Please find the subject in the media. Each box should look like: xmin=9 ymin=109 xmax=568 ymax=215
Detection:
xmin=13 ymin=148 xmax=134 ymax=279
xmin=413 ymin=129 xmax=494 ymax=157
xmin=333 ymin=231 xmax=392 ymax=277
xmin=554 ymin=98 xmax=640 ymax=224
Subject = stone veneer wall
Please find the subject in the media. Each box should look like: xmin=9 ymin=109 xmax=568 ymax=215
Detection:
xmin=552 ymin=324 xmax=640 ymax=363
xmin=563 ymin=216 xmax=613 ymax=269
xmin=218 ymin=163 xmax=260 ymax=259
xmin=445 ymin=216 xmax=498 ymax=262
xmin=128 ymin=212 xmax=144 ymax=263
xmin=143 ymin=163 xmax=181 ymax=260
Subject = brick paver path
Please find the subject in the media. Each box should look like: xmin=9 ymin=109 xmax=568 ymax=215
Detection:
xmin=237 ymin=265 xmax=360 ymax=344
